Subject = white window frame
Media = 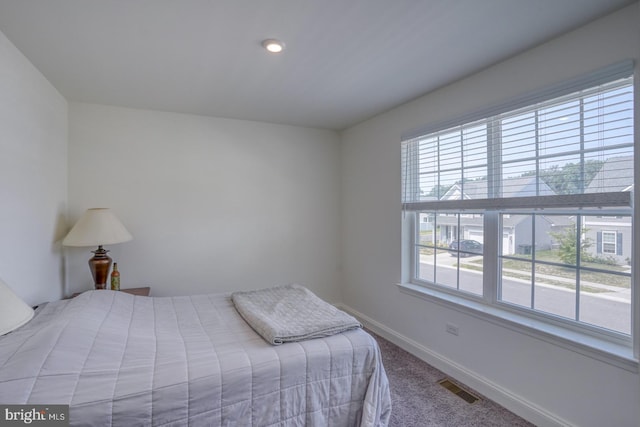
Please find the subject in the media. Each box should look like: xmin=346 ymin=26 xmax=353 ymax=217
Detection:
xmin=400 ymin=61 xmax=638 ymax=370
xmin=602 ymin=230 xmax=617 ymax=254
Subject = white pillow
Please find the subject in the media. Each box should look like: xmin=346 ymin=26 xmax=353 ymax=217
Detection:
xmin=0 ymin=278 xmax=34 ymax=335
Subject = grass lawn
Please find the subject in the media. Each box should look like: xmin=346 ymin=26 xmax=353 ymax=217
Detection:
xmin=462 ymin=249 xmax=630 ymax=290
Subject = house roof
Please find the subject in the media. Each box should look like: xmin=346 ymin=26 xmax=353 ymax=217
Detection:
xmin=440 ymin=176 xmax=556 ymax=200
xmin=585 ymin=156 xmax=634 ymax=193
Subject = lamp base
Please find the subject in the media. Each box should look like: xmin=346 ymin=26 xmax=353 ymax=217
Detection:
xmin=89 ymin=246 xmax=112 ymax=290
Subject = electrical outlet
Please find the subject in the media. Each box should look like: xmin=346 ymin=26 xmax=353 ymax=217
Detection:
xmin=446 ymin=323 xmax=459 ymax=336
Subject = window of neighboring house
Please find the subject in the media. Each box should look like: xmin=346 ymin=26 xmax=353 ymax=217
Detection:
xmin=601 ymin=231 xmax=617 ymax=254
xmin=401 ymin=61 xmax=635 ymax=348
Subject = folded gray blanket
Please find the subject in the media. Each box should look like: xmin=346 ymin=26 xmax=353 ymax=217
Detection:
xmin=232 ymin=284 xmax=362 ymax=345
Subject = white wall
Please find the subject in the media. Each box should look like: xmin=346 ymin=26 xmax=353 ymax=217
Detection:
xmin=0 ymin=30 xmax=67 ymax=306
xmin=340 ymin=4 xmax=640 ymax=427
xmin=67 ymin=104 xmax=341 ymax=302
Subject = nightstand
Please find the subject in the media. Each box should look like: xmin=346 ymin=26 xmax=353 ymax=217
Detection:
xmin=119 ymin=287 xmax=150 ymax=296
xmin=69 ymin=287 xmax=151 ymax=298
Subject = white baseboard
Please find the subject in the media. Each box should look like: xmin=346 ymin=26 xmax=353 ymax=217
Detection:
xmin=339 ymin=303 xmax=573 ymax=427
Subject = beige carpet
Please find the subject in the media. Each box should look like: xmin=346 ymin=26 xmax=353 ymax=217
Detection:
xmin=372 ymin=332 xmax=535 ymax=427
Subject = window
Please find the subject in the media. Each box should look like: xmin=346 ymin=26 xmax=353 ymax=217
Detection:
xmin=401 ymin=62 xmax=635 ymax=345
xmin=601 ymin=231 xmax=617 ymax=254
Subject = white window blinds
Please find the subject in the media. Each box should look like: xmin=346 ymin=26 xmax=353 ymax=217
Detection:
xmin=402 ymin=61 xmax=634 ymax=212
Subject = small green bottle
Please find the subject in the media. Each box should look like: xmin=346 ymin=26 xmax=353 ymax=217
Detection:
xmin=110 ymin=263 xmax=121 ymax=291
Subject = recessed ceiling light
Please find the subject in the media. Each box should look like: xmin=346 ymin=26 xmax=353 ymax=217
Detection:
xmin=262 ymin=39 xmax=285 ymax=53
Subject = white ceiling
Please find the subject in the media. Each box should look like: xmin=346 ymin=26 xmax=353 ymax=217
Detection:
xmin=0 ymin=0 xmax=634 ymax=130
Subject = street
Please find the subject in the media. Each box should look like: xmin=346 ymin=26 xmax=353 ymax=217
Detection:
xmin=418 ymin=254 xmax=631 ymax=335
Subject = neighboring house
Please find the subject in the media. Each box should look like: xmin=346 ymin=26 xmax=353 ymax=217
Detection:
xmin=421 ymin=163 xmax=633 ymax=261
xmin=584 ymin=215 xmax=631 ymax=264
xmin=583 ymin=156 xmax=633 ymax=265
xmin=433 ymin=211 xmax=571 ymax=255
xmin=420 ymin=176 xmax=561 ymax=255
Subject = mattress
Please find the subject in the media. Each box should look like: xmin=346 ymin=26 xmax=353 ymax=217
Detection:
xmin=0 ymin=290 xmax=391 ymax=426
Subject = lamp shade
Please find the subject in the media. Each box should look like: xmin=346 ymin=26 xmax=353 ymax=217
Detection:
xmin=0 ymin=278 xmax=34 ymax=335
xmin=63 ymin=208 xmax=133 ymax=247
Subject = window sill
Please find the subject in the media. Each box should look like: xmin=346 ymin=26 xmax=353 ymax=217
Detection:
xmin=397 ymin=282 xmax=638 ymax=372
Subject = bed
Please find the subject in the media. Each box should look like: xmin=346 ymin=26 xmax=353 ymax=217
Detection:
xmin=0 ymin=289 xmax=391 ymax=426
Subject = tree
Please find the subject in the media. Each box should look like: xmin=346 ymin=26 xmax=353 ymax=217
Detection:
xmin=550 ymin=224 xmax=592 ymax=265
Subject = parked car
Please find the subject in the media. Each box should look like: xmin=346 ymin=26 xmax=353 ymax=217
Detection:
xmin=449 ymin=240 xmax=483 ymax=257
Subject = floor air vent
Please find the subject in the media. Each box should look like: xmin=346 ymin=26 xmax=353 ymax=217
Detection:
xmin=438 ymin=378 xmax=481 ymax=404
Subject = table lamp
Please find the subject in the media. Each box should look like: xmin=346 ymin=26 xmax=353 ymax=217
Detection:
xmin=62 ymin=208 xmax=133 ymax=289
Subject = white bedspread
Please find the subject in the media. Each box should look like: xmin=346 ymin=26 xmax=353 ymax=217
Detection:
xmin=0 ymin=290 xmax=391 ymax=426
xmin=232 ymin=284 xmax=362 ymax=345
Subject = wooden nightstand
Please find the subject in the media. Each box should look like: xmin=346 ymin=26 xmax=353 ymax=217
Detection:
xmin=120 ymin=287 xmax=150 ymax=296
xmin=69 ymin=287 xmax=151 ymax=298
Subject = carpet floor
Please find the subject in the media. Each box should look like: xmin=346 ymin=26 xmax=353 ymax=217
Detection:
xmin=373 ymin=332 xmax=535 ymax=427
